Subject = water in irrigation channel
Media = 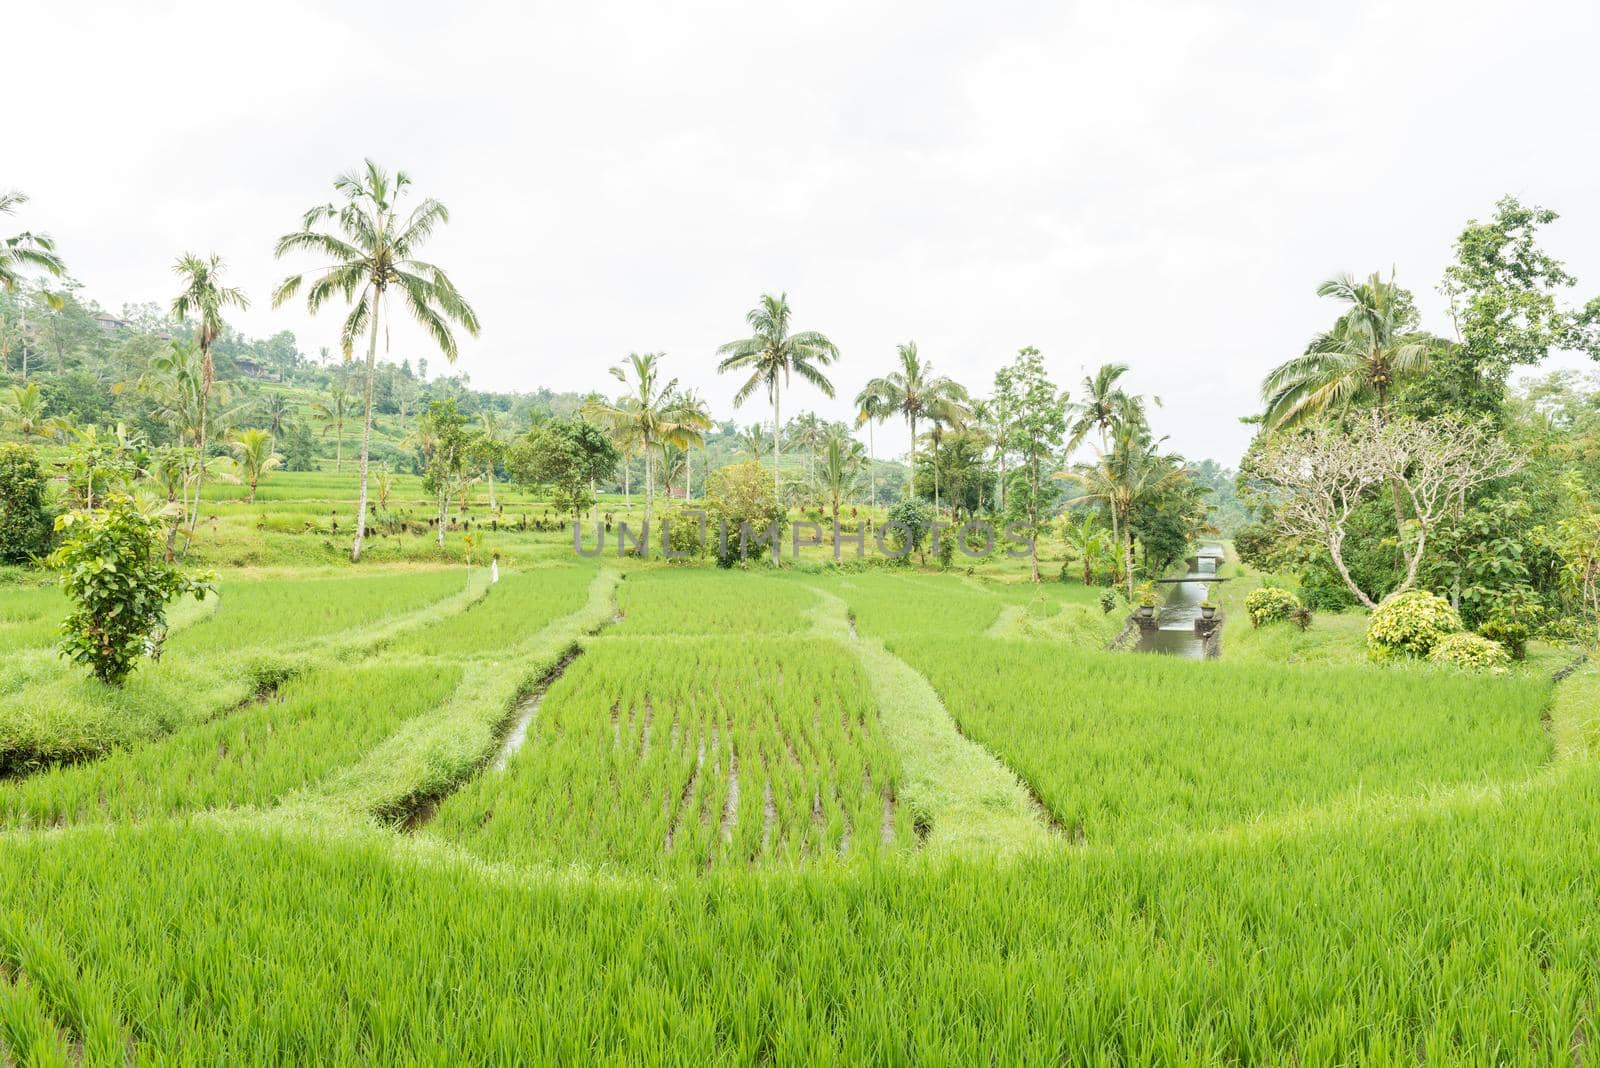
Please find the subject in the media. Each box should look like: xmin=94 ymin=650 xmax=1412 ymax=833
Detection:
xmin=1138 ymin=543 xmax=1227 ymax=659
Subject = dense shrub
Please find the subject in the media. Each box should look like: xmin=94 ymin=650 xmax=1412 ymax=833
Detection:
xmin=0 ymin=444 xmax=54 ymax=564
xmin=1244 ymin=586 xmax=1302 ymax=628
xmin=661 ymin=507 xmax=707 ymax=562
xmin=1477 ymin=586 xmax=1542 ymax=661
xmin=1428 ymin=632 xmax=1510 ymax=673
xmin=884 ymin=499 xmax=934 ymax=562
xmin=48 ymin=496 xmax=213 ymax=686
xmin=1366 ymin=590 xmax=1462 ymax=661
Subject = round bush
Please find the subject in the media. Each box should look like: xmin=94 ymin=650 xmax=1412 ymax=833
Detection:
xmin=1366 ymin=590 xmax=1462 ymax=661
xmin=1428 ymin=632 xmax=1510 ymax=673
xmin=1244 ymin=586 xmax=1302 ymax=628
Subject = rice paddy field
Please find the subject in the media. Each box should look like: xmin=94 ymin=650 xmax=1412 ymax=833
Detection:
xmin=2 ymin=471 xmax=1599 ymax=1061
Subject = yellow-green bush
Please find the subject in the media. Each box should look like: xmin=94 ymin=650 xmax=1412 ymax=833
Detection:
xmin=1429 ymin=632 xmax=1511 ymax=673
xmin=1244 ymin=585 xmax=1302 ymax=628
xmin=1366 ymin=590 xmax=1461 ymax=661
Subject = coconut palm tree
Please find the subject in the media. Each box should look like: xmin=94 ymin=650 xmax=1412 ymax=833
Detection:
xmin=260 ymin=393 xmax=292 ymax=437
xmin=670 ymin=388 xmax=713 ymax=501
xmin=0 ymin=191 xmax=65 ymax=293
xmin=311 ymin=379 xmax=353 ymax=472
xmin=273 ymin=160 xmax=480 ymax=562
xmin=786 ymin=411 xmax=826 ymax=484
xmin=1069 ymin=362 xmax=1152 ymax=452
xmin=1261 ymin=271 xmax=1437 ymax=539
xmin=1060 ymin=512 xmax=1112 ymax=586
xmin=1067 ymin=362 xmax=1155 ymax=565
xmin=229 ymin=427 xmax=282 ymax=503
xmin=171 ymin=253 xmax=249 ymax=535
xmin=733 ymin=423 xmax=769 ymax=462
xmin=0 ymin=383 xmax=54 ymax=440
xmin=716 ymin=293 xmax=839 ymax=498
xmin=813 ymin=425 xmax=866 ymax=526
xmin=860 ymin=342 xmax=970 ymax=505
xmin=1056 ymin=431 xmax=1187 ymax=600
xmin=853 ymin=385 xmax=893 ymax=510
xmin=1260 ymin=272 xmax=1434 ymax=429
xmin=585 ymin=353 xmax=702 ymax=530
xmin=137 ymin=340 xmax=226 ymax=536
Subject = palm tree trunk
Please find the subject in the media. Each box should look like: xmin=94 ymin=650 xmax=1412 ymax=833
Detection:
xmin=685 ymin=448 xmax=692 ymax=502
xmin=1123 ymin=519 xmax=1136 ymax=602
xmin=772 ymin=385 xmax=782 ymax=500
xmin=623 ymin=455 xmax=631 ymax=506
xmin=487 ymin=467 xmax=497 ymax=511
xmin=591 ymin=478 xmax=599 ymax=530
xmin=907 ymin=415 xmax=917 ymax=495
xmin=352 ymin=290 xmax=381 ymax=563
xmin=335 ymin=414 xmax=343 ymax=473
xmin=644 ymin=449 xmax=655 ymax=532
xmin=867 ymin=421 xmax=876 ymax=509
xmin=188 ymin=347 xmax=210 ymax=535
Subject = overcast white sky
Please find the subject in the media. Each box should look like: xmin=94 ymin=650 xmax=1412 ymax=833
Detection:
xmin=10 ymin=0 xmax=1600 ymax=464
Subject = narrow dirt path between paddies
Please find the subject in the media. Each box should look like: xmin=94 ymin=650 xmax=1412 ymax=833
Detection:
xmin=294 ymin=568 xmax=621 ymax=828
xmin=804 ymin=586 xmax=1055 ymax=857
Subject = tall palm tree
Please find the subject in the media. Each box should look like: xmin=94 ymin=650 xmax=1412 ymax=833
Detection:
xmin=476 ymin=408 xmax=505 ymax=510
xmin=1056 ymin=431 xmax=1187 ymax=600
xmin=260 ymin=393 xmax=292 ymax=437
xmin=171 ymin=253 xmax=249 ymax=534
xmin=585 ymin=353 xmax=701 ymax=530
xmin=733 ymin=423 xmax=769 ymax=462
xmin=860 ymin=342 xmax=970 ymax=505
xmin=273 ymin=160 xmax=480 ymax=562
xmin=1068 ymin=362 xmax=1153 ymax=564
xmin=716 ymin=293 xmax=839 ymax=498
xmin=1261 ymin=271 xmax=1436 ymax=538
xmin=813 ymin=425 xmax=866 ymax=526
xmin=137 ymin=340 xmax=224 ymax=536
xmin=853 ymin=385 xmax=893 ymax=509
xmin=671 ymin=388 xmax=712 ymax=501
xmin=0 ymin=191 xmax=65 ymax=293
xmin=229 ymin=428 xmax=282 ymax=503
xmin=1260 ymin=272 xmax=1433 ymax=429
xmin=311 ymin=379 xmax=353 ymax=472
xmin=786 ymin=411 xmax=826 ymax=484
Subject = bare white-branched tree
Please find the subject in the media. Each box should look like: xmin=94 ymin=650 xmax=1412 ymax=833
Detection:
xmin=1246 ymin=418 xmax=1521 ymax=607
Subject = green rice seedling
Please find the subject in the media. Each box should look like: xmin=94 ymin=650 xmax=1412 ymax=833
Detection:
xmin=0 ymin=584 xmax=67 ymax=651
xmin=429 ymin=636 xmax=910 ymax=872
xmin=0 ymin=664 xmax=462 ymax=828
xmin=4 ymin=745 xmax=1600 ymax=1061
xmin=385 ymin=566 xmax=596 ymax=658
xmin=0 ymin=966 xmax=74 ymax=1068
xmin=896 ymin=638 xmax=1552 ymax=842
xmin=167 ymin=568 xmax=464 ymax=655
xmin=614 ymin=568 xmax=819 ymax=636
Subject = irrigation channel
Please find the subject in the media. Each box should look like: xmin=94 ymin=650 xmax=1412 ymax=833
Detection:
xmin=1138 ymin=543 xmax=1228 ymax=659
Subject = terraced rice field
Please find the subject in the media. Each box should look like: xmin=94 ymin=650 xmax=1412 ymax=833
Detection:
xmin=431 ymin=638 xmax=909 ymax=871
xmin=2 ymin=534 xmax=1595 ymax=1061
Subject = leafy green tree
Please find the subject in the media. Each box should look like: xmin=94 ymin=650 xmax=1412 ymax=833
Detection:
xmin=0 ymin=191 xmax=65 ymax=293
xmin=472 ymin=409 xmax=507 ymax=510
xmin=274 ymin=160 xmax=481 ymax=562
xmin=912 ymin=430 xmax=992 ymax=519
xmin=171 ymin=253 xmax=249 ymax=535
xmin=1000 ymin=346 xmax=1067 ymax=582
xmin=260 ymin=393 xmax=292 ymax=437
xmin=1419 ymin=196 xmax=1600 ymax=419
xmin=229 ymin=428 xmax=282 ymax=503
xmin=48 ymin=496 xmax=211 ymax=686
xmin=0 ymin=443 xmax=53 ymax=563
xmin=885 ymin=498 xmax=935 ymax=563
xmin=417 ymin=398 xmax=471 ymax=547
xmin=717 ymin=294 xmax=839 ymax=498
xmin=704 ymin=461 xmax=785 ymax=566
xmin=506 ymin=417 xmax=619 ymax=524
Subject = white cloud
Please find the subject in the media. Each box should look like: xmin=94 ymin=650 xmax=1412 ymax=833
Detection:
xmin=11 ymin=0 xmax=1600 ymax=463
